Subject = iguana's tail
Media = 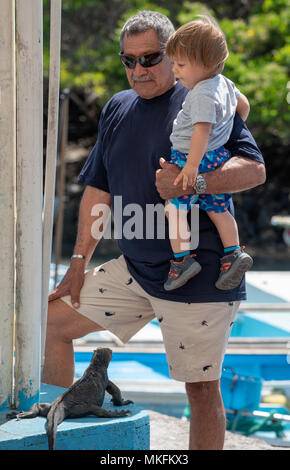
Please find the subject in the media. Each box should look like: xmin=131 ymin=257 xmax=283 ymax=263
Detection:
xmin=46 ymin=403 xmax=66 ymax=450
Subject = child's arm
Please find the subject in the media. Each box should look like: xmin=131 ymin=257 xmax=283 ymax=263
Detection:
xmin=236 ymin=93 xmax=250 ymax=121
xmin=173 ymin=122 xmax=212 ymax=190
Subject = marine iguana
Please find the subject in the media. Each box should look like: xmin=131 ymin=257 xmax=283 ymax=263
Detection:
xmin=7 ymin=348 xmax=133 ymax=450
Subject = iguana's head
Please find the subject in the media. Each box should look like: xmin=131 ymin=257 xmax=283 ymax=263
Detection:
xmin=91 ymin=348 xmax=113 ymax=368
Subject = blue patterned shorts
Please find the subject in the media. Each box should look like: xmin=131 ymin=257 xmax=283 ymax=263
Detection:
xmin=169 ymin=146 xmax=232 ymax=212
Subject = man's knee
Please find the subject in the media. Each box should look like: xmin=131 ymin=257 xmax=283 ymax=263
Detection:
xmin=46 ymin=298 xmax=105 ymax=342
xmin=185 ymin=380 xmax=221 ymax=405
xmin=46 ymin=299 xmax=71 ymax=341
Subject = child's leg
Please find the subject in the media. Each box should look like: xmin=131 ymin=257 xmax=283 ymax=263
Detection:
xmin=207 ymin=209 xmax=253 ymax=290
xmin=164 ymin=201 xmax=201 ymax=291
xmin=164 ymin=201 xmax=190 ymax=255
xmin=207 ymin=210 xmax=239 ymax=250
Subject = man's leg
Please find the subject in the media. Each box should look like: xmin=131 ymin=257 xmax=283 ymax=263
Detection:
xmin=42 ymin=299 xmax=105 ymax=388
xmin=149 ymin=299 xmax=240 ymax=450
xmin=42 ymin=256 xmax=156 ymax=388
xmin=186 ymin=380 xmax=226 ymax=450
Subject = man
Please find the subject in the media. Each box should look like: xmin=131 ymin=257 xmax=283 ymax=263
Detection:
xmin=43 ymin=11 xmax=265 ymax=450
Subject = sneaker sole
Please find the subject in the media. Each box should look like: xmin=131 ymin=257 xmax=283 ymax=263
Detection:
xmin=164 ymin=263 xmax=202 ymax=291
xmin=215 ymin=254 xmax=253 ymax=290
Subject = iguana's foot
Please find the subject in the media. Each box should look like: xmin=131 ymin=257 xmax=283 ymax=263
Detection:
xmin=90 ymin=405 xmax=131 ymax=418
xmin=116 ymin=410 xmax=131 ymax=417
xmin=6 ymin=411 xmax=22 ymax=420
xmin=111 ymin=398 xmax=134 ymax=406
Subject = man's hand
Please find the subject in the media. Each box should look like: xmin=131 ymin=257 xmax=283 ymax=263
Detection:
xmin=155 ymin=158 xmax=195 ymax=200
xmin=48 ymin=260 xmax=85 ymax=308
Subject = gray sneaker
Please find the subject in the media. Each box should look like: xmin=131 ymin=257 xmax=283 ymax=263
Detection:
xmin=164 ymin=254 xmax=202 ymax=291
xmin=215 ymin=247 xmax=253 ymax=290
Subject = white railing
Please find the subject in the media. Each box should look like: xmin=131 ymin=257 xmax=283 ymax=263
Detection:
xmin=239 ymin=303 xmax=290 ymax=312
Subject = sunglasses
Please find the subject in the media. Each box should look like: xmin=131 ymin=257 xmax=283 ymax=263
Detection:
xmin=119 ymin=51 xmax=165 ymax=69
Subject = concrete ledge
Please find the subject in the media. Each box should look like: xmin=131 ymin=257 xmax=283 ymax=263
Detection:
xmin=0 ymin=383 xmax=150 ymax=450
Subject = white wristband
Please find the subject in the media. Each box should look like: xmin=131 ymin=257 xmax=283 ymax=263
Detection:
xmin=71 ymin=254 xmax=86 ymax=260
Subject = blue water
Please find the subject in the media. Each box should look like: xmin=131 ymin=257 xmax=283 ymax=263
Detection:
xmin=74 ymin=351 xmax=290 ymax=382
xmin=231 ymin=313 xmax=289 ymax=337
xmin=75 ymin=352 xmax=170 ymax=382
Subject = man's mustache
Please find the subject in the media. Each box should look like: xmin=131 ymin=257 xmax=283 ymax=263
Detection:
xmin=132 ymin=74 xmax=154 ymax=82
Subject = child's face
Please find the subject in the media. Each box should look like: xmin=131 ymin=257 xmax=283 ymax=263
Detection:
xmin=170 ymin=55 xmax=208 ymax=89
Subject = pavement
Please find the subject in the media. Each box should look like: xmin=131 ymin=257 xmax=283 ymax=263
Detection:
xmin=149 ymin=411 xmax=288 ymax=450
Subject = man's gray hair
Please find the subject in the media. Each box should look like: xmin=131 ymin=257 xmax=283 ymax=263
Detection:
xmin=120 ymin=10 xmax=175 ymax=51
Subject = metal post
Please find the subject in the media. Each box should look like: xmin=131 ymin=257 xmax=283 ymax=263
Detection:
xmin=14 ymin=0 xmax=43 ymax=410
xmin=41 ymin=0 xmax=62 ymax=371
xmin=0 ymin=0 xmax=16 ymax=411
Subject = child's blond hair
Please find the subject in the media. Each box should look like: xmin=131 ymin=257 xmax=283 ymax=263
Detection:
xmin=166 ymin=15 xmax=229 ymax=75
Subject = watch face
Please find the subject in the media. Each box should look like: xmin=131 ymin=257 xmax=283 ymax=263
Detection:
xmin=196 ymin=176 xmax=206 ymax=194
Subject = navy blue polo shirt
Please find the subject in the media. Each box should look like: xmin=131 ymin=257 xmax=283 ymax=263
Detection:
xmin=78 ymin=80 xmax=264 ymax=303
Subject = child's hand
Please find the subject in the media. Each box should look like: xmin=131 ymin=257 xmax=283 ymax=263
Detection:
xmin=173 ymin=164 xmax=198 ymax=191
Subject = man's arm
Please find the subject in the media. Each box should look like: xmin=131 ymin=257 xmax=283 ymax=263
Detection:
xmin=155 ymin=114 xmax=266 ymax=200
xmin=202 ymin=155 xmax=265 ymax=194
xmin=49 ymin=186 xmax=111 ymax=307
xmin=155 ymin=156 xmax=265 ymax=200
xmin=72 ymin=185 xmax=111 ymax=267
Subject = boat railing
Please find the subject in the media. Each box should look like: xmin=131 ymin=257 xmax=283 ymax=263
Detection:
xmin=239 ymin=303 xmax=290 ymax=311
xmin=227 ymin=408 xmax=290 ymax=422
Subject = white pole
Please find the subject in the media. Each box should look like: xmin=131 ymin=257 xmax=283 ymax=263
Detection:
xmin=54 ymin=91 xmax=69 ymax=288
xmin=41 ymin=0 xmax=62 ymax=371
xmin=0 ymin=0 xmax=16 ymax=411
xmin=14 ymin=0 xmax=43 ymax=410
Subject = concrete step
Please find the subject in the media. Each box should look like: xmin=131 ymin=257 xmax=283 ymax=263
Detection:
xmin=0 ymin=383 xmax=149 ymax=450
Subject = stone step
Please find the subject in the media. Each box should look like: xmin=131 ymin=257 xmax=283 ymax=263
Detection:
xmin=0 ymin=383 xmax=149 ymax=450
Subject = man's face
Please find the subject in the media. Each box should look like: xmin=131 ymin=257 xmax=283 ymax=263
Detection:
xmin=122 ymin=29 xmax=176 ymax=99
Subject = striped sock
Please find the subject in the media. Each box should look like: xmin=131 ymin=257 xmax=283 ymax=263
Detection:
xmin=224 ymin=245 xmax=240 ymax=254
xmin=174 ymin=250 xmax=190 ymax=260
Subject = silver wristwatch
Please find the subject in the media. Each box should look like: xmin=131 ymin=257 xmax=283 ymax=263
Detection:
xmin=193 ymin=174 xmax=207 ymax=194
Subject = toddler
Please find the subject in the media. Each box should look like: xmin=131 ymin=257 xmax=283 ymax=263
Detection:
xmin=164 ymin=15 xmax=253 ymax=291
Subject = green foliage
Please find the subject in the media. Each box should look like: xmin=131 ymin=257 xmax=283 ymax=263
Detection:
xmin=43 ymin=0 xmax=289 ymax=148
xmin=221 ymin=7 xmax=289 ymax=147
xmin=176 ymin=1 xmax=214 ymax=25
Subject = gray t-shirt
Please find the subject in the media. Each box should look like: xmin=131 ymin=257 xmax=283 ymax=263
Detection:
xmin=170 ymin=74 xmax=241 ymax=153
